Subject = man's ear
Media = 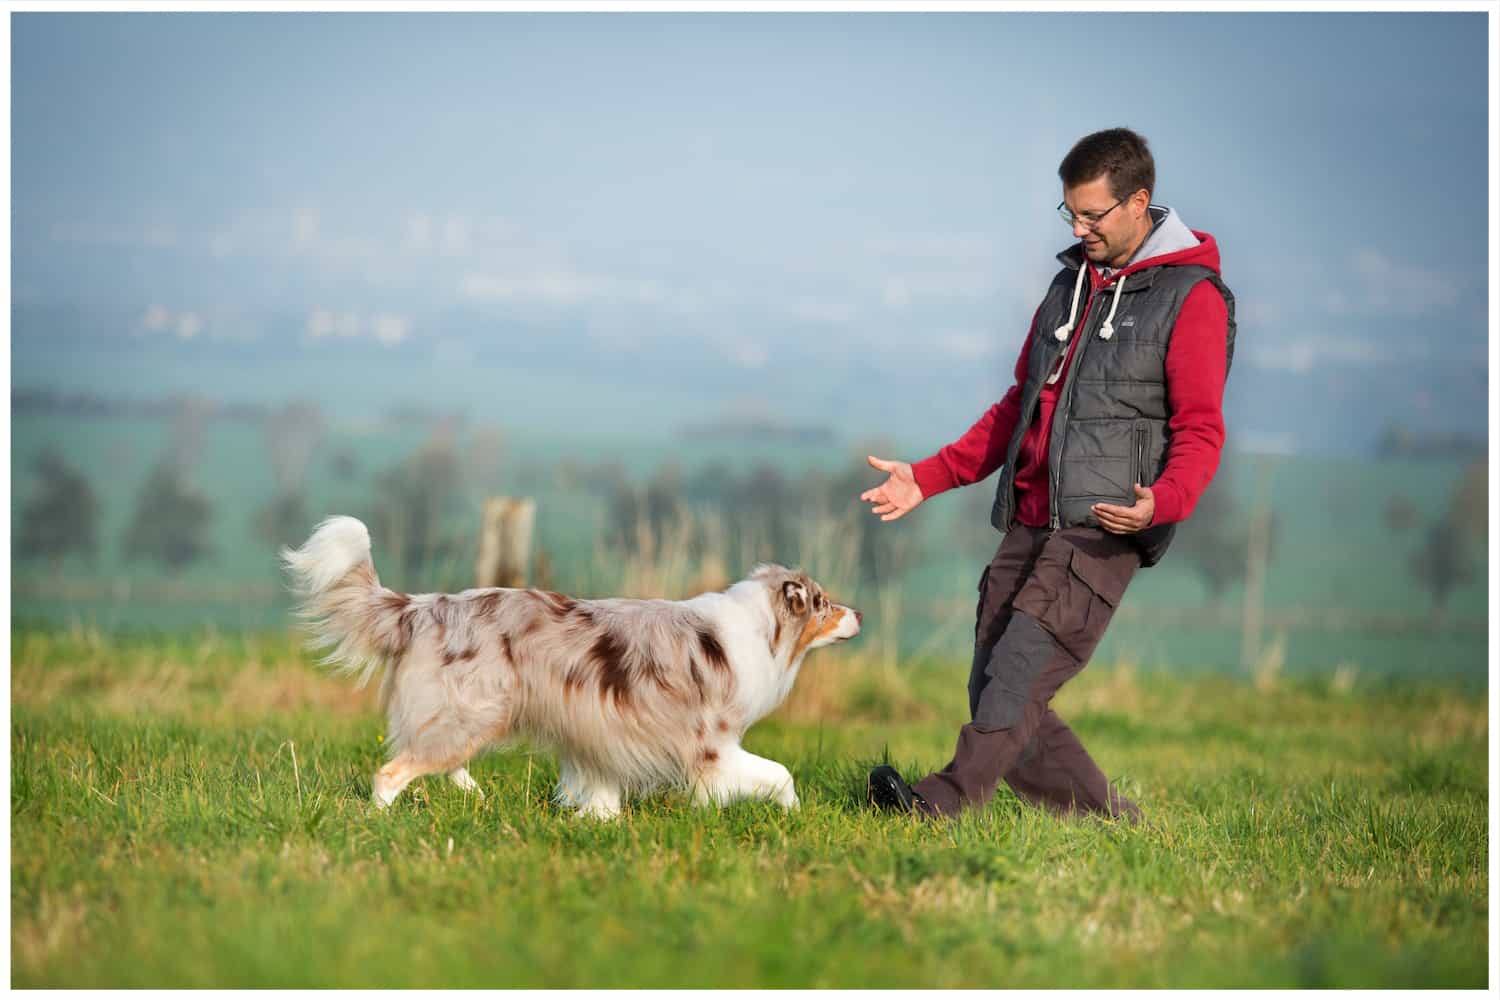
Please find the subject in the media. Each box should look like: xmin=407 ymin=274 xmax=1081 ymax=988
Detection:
xmin=782 ymin=580 xmax=808 ymax=616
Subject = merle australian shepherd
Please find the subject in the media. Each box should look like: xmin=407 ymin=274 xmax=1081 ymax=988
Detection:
xmin=283 ymin=516 xmax=861 ymax=818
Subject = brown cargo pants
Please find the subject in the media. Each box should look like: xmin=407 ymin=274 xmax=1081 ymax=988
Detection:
xmin=911 ymin=524 xmax=1143 ymax=821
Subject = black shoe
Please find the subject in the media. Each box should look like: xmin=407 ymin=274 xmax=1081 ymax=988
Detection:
xmin=867 ymin=765 xmax=932 ymax=815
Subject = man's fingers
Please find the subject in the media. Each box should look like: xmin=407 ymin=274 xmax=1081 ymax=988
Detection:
xmin=871 ymin=501 xmax=898 ymax=516
xmin=1092 ymin=505 xmax=1136 ymax=533
xmin=880 ymin=509 xmax=907 ymax=522
xmin=867 ymin=455 xmax=895 ymax=473
xmin=859 ymin=487 xmax=884 ymax=502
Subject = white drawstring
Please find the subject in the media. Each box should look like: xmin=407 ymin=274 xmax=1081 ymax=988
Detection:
xmin=1098 ymin=274 xmax=1127 ymax=340
xmin=1053 ymin=263 xmax=1088 ymax=342
xmin=1047 ymin=266 xmax=1127 ymax=386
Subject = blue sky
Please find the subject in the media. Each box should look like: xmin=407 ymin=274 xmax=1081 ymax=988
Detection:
xmin=9 ymin=11 xmax=1493 ymax=455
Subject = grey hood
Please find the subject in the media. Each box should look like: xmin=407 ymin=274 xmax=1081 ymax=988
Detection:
xmin=1054 ymin=204 xmax=1207 ymax=344
xmin=1103 ymin=204 xmax=1199 ymax=276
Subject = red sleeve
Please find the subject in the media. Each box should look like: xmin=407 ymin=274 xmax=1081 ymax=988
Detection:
xmin=910 ymin=313 xmax=1035 ymax=499
xmin=1149 ymin=280 xmax=1229 ymax=525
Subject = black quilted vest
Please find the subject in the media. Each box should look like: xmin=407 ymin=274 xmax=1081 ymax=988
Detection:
xmin=989 ymin=243 xmax=1236 ymax=567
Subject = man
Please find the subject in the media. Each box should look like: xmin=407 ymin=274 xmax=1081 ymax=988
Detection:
xmin=860 ymin=128 xmax=1234 ymax=822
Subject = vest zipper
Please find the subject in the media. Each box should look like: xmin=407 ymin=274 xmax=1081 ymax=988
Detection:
xmin=1051 ymin=276 xmax=1094 ymax=529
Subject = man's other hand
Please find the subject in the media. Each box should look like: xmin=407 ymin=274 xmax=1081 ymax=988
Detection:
xmin=1092 ymin=484 xmax=1155 ymax=534
xmin=860 ymin=456 xmax=925 ymax=522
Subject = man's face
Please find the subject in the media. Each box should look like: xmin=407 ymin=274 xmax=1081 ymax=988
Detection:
xmin=1063 ymin=175 xmax=1151 ymax=268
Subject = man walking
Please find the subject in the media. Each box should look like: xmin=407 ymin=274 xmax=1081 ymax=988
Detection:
xmin=861 ymin=128 xmax=1234 ymax=822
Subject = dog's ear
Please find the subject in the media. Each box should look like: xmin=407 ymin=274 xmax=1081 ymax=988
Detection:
xmin=781 ymin=580 xmax=809 ymax=617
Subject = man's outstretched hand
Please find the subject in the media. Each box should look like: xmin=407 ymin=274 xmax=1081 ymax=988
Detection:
xmin=1092 ymin=484 xmax=1156 ymax=534
xmin=860 ymin=455 xmax=925 ymax=522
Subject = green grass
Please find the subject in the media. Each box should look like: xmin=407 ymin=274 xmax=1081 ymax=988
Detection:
xmin=9 ymin=627 xmax=1489 ymax=988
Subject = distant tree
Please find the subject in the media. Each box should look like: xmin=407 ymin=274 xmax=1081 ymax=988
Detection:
xmin=1173 ymin=463 xmax=1278 ymax=604
xmin=1409 ymin=516 xmax=1474 ymax=616
xmin=366 ymin=435 xmax=466 ymax=579
xmin=683 ymin=460 xmax=734 ymax=507
xmin=713 ymin=461 xmax=794 ymax=563
xmin=1408 ymin=465 xmax=1484 ymax=616
xmin=1375 ymin=424 xmax=1417 ymax=459
xmin=594 ymin=452 xmax=924 ymax=587
xmin=252 ymin=490 xmax=311 ymax=552
xmin=327 ymin=447 xmax=360 ymax=482
xmin=604 ymin=464 xmax=688 ymax=558
xmin=16 ymin=450 xmax=100 ymax=571
xmin=122 ymin=402 xmax=217 ymax=572
xmin=1447 ymin=460 xmax=1487 ymax=546
xmin=123 ymin=461 xmax=215 ymax=571
xmin=602 ymin=471 xmax=643 ymax=552
xmin=167 ymin=396 xmax=213 ymax=468
xmin=1383 ymin=495 xmax=1419 ymax=533
xmin=254 ymin=401 xmax=324 ymax=552
xmin=645 ymin=464 xmax=686 ymax=541
xmin=264 ymin=401 xmax=324 ymax=492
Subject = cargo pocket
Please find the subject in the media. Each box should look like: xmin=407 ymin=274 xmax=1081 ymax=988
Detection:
xmin=1014 ymin=541 xmax=1129 ymax=662
xmin=1055 ymin=545 xmax=1129 ymax=660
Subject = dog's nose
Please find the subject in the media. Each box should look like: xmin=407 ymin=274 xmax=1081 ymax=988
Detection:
xmin=854 ymin=609 xmax=863 ymax=624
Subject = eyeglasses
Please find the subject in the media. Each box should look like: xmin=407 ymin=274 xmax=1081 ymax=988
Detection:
xmin=1057 ymin=194 xmax=1129 ymax=231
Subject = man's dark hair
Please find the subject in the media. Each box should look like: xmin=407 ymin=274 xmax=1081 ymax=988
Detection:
xmin=1059 ymin=128 xmax=1155 ymax=200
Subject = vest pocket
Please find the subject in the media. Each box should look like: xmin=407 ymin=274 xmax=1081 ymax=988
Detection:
xmin=1132 ymin=421 xmax=1151 ymax=487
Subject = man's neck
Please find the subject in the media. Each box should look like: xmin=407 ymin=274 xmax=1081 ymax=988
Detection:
xmin=1104 ymin=227 xmax=1151 ymax=271
xmin=1099 ymin=209 xmax=1165 ymax=272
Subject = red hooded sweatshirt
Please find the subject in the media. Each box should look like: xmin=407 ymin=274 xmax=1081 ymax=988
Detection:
xmin=911 ymin=214 xmax=1229 ymax=528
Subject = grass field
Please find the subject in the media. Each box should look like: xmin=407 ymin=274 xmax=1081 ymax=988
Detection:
xmin=8 ymin=626 xmax=1490 ymax=988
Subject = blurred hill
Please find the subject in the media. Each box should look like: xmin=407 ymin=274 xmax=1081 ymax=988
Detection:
xmin=10 ymin=301 xmax=1487 ymax=459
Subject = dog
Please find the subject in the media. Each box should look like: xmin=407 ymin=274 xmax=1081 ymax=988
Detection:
xmin=282 ymin=516 xmax=861 ymax=818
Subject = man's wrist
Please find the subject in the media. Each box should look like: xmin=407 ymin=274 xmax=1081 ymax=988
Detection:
xmin=909 ymin=456 xmax=950 ymax=499
xmin=1149 ymin=483 xmax=1181 ymax=525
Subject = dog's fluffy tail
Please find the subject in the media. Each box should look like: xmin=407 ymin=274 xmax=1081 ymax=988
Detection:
xmin=282 ymin=516 xmax=411 ymax=689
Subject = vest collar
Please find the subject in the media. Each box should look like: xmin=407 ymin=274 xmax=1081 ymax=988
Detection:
xmin=1054 ymin=244 xmax=1163 ymax=291
xmin=1056 ymin=204 xmax=1177 ymax=281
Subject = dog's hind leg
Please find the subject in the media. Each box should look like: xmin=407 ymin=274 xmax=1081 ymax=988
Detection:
xmin=373 ymin=753 xmax=427 ymax=808
xmin=449 ymin=766 xmax=484 ymax=798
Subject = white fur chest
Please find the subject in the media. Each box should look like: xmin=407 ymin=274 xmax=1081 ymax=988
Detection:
xmin=685 ymin=587 xmax=791 ymax=726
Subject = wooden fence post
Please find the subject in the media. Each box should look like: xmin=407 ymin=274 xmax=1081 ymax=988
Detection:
xmin=476 ymin=497 xmax=536 ymax=588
